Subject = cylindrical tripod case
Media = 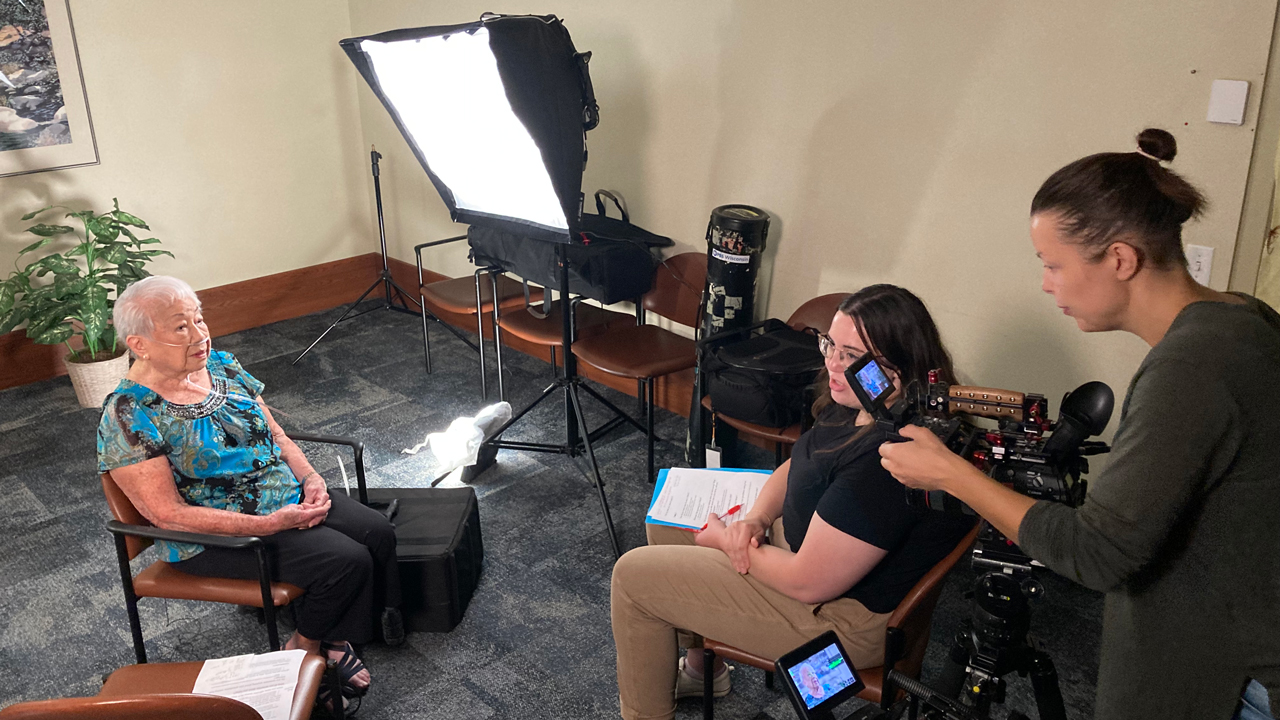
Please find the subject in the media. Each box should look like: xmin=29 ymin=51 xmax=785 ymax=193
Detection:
xmin=701 ymin=205 xmax=770 ymax=337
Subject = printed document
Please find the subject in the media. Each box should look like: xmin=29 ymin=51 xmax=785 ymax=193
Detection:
xmin=191 ymin=648 xmax=306 ymax=720
xmin=646 ymin=467 xmax=772 ymax=530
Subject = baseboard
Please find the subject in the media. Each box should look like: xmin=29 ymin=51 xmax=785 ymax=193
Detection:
xmin=1 ymin=255 xmax=695 ymax=420
xmin=0 ymin=253 xmax=416 ymax=392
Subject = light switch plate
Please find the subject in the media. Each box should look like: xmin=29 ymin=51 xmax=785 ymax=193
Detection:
xmin=1186 ymin=244 xmax=1214 ymax=285
xmin=1207 ymin=79 xmax=1249 ymax=125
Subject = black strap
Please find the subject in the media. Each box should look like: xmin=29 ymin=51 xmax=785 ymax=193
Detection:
xmin=575 ymin=51 xmax=599 ymax=131
xmin=594 ymin=189 xmax=628 ymax=223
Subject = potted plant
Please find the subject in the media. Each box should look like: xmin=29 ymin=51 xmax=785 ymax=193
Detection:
xmin=0 ymin=200 xmax=171 ymax=408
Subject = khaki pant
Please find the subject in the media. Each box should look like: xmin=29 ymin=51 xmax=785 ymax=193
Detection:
xmin=611 ymin=521 xmax=890 ymax=720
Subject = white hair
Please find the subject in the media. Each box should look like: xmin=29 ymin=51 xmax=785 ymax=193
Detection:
xmin=114 ymin=275 xmax=201 ymax=353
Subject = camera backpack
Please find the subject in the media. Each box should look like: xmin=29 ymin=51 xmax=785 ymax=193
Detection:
xmin=704 ymin=319 xmax=825 ymax=428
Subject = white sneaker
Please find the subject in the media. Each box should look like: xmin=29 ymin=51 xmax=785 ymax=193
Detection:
xmin=674 ymin=656 xmax=732 ymax=699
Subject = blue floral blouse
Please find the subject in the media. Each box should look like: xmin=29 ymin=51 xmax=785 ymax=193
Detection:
xmin=96 ymin=350 xmax=302 ymax=562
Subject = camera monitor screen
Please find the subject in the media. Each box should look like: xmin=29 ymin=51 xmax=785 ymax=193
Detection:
xmin=776 ymin=631 xmax=865 ymax=719
xmin=845 ymin=353 xmax=895 ymax=416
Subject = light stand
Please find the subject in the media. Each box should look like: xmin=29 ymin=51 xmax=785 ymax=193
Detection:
xmin=292 ymin=147 xmax=426 ymax=365
xmin=338 ymin=15 xmax=627 ymax=556
xmin=482 ymin=243 xmax=645 ymax=558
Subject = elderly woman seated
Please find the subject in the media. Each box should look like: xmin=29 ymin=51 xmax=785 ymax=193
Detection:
xmin=96 ymin=275 xmax=402 ymax=702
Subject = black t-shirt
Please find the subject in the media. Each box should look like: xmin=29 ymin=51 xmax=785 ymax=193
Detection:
xmin=782 ymin=404 xmax=974 ymax=613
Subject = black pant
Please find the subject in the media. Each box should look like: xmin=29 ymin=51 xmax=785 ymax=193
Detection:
xmin=176 ymin=492 xmax=400 ymax=644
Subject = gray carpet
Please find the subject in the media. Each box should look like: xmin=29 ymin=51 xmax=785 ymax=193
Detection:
xmin=0 ymin=302 xmax=1102 ymax=719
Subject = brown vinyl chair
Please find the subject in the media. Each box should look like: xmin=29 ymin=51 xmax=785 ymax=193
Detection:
xmin=101 ymin=429 xmax=365 ymax=664
xmin=103 ymin=470 xmax=304 ymax=664
xmin=492 ymin=288 xmax=633 ymax=398
xmin=414 ymin=235 xmax=544 ymax=399
xmin=700 ymin=522 xmax=981 ymax=718
xmin=700 ymin=292 xmax=849 ymax=467
xmin=0 ymin=653 xmax=329 ymax=720
xmin=571 ymin=252 xmax=709 ymax=481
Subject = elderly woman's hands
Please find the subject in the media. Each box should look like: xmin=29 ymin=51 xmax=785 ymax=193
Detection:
xmin=267 ymin=501 xmax=331 ymax=532
xmin=301 ymin=472 xmax=330 ymax=509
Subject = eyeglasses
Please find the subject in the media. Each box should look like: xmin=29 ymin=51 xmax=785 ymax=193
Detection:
xmin=817 ymin=333 xmax=862 ymax=368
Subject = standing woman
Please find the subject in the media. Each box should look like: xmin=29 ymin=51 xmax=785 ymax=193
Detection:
xmin=879 ymin=129 xmax=1280 ymax=720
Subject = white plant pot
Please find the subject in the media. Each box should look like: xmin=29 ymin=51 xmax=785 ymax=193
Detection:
xmin=65 ymin=351 xmax=131 ymax=409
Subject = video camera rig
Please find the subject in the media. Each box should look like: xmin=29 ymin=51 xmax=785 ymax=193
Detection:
xmin=840 ymin=357 xmax=1114 ymax=720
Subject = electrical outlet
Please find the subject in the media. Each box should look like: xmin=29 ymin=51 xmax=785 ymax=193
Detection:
xmin=1186 ymin=244 xmax=1214 ymax=286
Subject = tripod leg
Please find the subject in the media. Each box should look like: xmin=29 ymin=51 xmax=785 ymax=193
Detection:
xmin=1027 ymin=651 xmax=1067 ymax=720
xmin=387 ymin=276 xmax=422 ymax=312
xmin=293 ymin=277 xmax=383 ymax=365
xmin=569 ymin=381 xmax=621 ymax=558
xmin=936 ymin=632 xmax=972 ymax=699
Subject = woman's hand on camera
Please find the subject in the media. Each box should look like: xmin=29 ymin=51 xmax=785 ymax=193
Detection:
xmin=878 ymin=425 xmax=969 ymax=492
xmin=697 ymin=514 xmax=767 ymax=573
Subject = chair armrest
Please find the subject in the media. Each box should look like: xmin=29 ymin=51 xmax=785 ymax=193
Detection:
xmin=106 ymin=520 xmax=263 ymax=550
xmin=414 ymin=234 xmax=468 ymax=263
xmin=287 ymin=432 xmax=368 ymax=505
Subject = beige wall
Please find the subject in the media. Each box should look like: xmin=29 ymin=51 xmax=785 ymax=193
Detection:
xmin=349 ymin=0 xmax=1278 ymax=437
xmin=4 ymin=1 xmax=1274 ymax=438
xmin=0 ymin=0 xmax=371 ymax=293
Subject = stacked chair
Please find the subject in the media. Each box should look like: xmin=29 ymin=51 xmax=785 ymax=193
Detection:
xmin=570 ymin=252 xmax=708 ymax=482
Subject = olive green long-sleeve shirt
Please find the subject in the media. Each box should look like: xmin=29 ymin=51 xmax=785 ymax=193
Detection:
xmin=1019 ymin=297 xmax=1280 ymax=720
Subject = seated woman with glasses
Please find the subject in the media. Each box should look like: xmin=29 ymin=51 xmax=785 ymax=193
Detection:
xmin=610 ymin=284 xmax=975 ymax=720
xmin=96 ymin=276 xmax=402 ymax=708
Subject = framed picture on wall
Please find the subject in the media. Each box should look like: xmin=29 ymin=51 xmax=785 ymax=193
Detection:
xmin=0 ymin=0 xmax=97 ymax=178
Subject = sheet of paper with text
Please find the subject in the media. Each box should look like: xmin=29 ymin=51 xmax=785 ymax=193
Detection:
xmin=191 ymin=648 xmax=306 ymax=720
xmin=646 ymin=467 xmax=771 ymax=530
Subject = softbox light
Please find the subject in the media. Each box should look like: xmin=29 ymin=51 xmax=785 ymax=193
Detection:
xmin=341 ymin=14 xmax=597 ymax=242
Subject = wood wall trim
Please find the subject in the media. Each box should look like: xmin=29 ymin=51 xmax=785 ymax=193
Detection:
xmin=1 ymin=255 xmax=694 ymax=421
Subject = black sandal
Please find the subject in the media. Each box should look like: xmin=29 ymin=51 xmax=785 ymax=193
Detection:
xmin=316 ymin=680 xmax=351 ymax=718
xmin=321 ymin=641 xmax=370 ymax=698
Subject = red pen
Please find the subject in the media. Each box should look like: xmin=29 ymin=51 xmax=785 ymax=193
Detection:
xmin=698 ymin=504 xmax=742 ymax=532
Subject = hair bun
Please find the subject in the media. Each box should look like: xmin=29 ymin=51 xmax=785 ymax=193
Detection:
xmin=1137 ymin=128 xmax=1177 ymax=162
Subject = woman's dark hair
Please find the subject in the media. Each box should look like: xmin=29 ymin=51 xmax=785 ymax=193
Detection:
xmin=811 ymin=284 xmax=957 ymax=420
xmin=1029 ymin=128 xmax=1207 ymax=270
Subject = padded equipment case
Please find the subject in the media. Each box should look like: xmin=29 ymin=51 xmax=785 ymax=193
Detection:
xmin=468 ymin=190 xmax=675 ymax=305
xmin=704 ymin=319 xmax=825 ymax=428
xmin=365 ymin=487 xmax=484 ymax=633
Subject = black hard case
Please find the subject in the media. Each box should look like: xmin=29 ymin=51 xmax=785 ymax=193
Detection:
xmin=365 ymin=487 xmax=484 ymax=633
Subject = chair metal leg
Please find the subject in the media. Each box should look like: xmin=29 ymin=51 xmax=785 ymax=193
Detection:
xmin=703 ymin=648 xmax=716 ymax=720
xmin=646 ymin=377 xmax=656 ymax=483
xmin=112 ymin=533 xmax=147 ymax=664
xmin=420 ymin=292 xmax=432 ymax=373
xmin=475 ymin=270 xmax=489 ymax=400
xmin=765 ymin=670 xmax=774 ymax=690
xmin=255 ymin=544 xmax=280 ymax=651
xmin=774 ymin=441 xmax=784 ymax=468
xmin=550 ymin=346 xmax=558 ymax=380
xmin=325 ymin=659 xmax=346 ymax=719
xmin=491 ymin=272 xmax=508 ymax=402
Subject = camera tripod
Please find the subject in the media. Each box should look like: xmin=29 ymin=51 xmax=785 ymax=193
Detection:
xmin=930 ymin=537 xmax=1067 ymax=720
xmin=293 ymin=147 xmax=425 ymax=365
